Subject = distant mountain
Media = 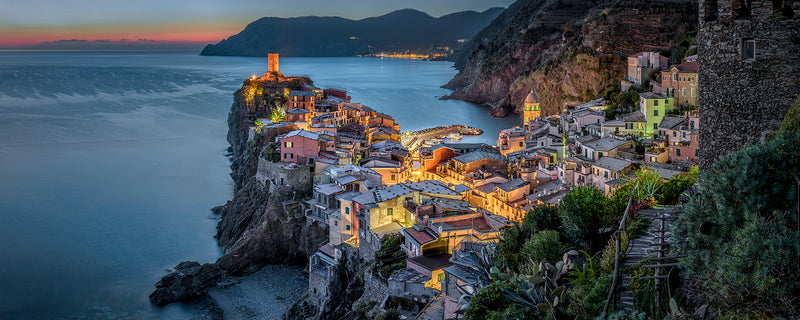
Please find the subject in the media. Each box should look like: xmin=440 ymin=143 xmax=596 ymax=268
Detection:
xmin=444 ymin=0 xmax=698 ymax=117
xmin=200 ymin=8 xmax=504 ymax=57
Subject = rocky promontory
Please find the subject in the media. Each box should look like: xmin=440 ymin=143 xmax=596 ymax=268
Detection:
xmin=149 ymin=85 xmax=328 ymax=307
xmin=443 ymin=0 xmax=697 ymax=117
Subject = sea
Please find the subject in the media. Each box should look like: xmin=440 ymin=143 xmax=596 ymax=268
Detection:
xmin=0 ymin=51 xmax=520 ymax=319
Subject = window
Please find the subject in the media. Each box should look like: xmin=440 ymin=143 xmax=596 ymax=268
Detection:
xmin=346 ymin=225 xmax=350 ymax=231
xmin=743 ymin=39 xmax=755 ymax=60
xmin=284 ymin=141 xmax=294 ymax=148
xmin=683 ymin=132 xmax=687 ymax=138
xmin=691 ymin=88 xmax=696 ymax=97
xmin=673 ymin=73 xmax=678 ymax=81
xmin=654 ymin=109 xmax=659 ymax=116
xmin=690 ymin=121 xmax=695 ymax=129
xmin=604 ymin=171 xmax=608 ymax=178
xmin=438 ymin=273 xmax=444 ymax=282
xmin=654 ymin=100 xmax=659 ymax=106
xmin=653 ymin=123 xmax=658 ymax=130
xmin=673 ymin=131 xmax=677 ymax=137
xmin=682 ymin=88 xmax=687 ymax=97
xmin=773 ymin=0 xmax=795 ymax=18
xmin=334 ymin=221 xmax=338 ymax=226
xmin=284 ymin=153 xmax=294 ymax=159
xmin=387 ymin=208 xmax=393 ymax=216
xmin=598 ymin=152 xmax=603 ymax=158
xmin=345 ymin=207 xmax=350 ymax=215
xmin=390 ymin=174 xmax=396 ymax=181
xmin=677 ymin=149 xmax=681 ymax=156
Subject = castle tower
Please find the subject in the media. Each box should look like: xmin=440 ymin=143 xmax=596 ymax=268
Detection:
xmin=523 ymin=90 xmax=541 ymax=125
xmin=268 ymin=53 xmax=280 ymax=73
xmin=698 ymin=0 xmax=799 ymax=170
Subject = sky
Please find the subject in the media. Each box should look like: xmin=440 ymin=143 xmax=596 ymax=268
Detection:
xmin=0 ymin=0 xmax=515 ymax=48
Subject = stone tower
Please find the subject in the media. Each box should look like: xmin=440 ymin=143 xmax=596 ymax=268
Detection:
xmin=523 ymin=90 xmax=541 ymax=125
xmin=268 ymin=53 xmax=280 ymax=73
xmin=698 ymin=0 xmax=799 ymax=170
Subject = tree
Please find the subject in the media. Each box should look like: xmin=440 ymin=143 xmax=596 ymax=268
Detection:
xmin=558 ymin=186 xmax=609 ymax=250
xmin=672 ymin=130 xmax=800 ymax=317
xmin=523 ymin=230 xmax=566 ymax=265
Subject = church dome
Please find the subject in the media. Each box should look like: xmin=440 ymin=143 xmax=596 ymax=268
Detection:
xmin=524 ymin=91 xmax=539 ymax=104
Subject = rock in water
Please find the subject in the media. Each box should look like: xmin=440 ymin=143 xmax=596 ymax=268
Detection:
xmin=149 ymin=262 xmax=223 ymax=306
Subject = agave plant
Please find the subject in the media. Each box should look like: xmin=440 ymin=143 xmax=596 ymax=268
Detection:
xmin=502 ymin=250 xmax=579 ymax=319
xmin=452 ymin=244 xmax=501 ymax=315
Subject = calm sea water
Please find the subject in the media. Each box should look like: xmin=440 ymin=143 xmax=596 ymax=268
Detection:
xmin=0 ymin=51 xmax=519 ymax=319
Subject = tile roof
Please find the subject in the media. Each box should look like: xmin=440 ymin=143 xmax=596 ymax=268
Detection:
xmin=640 ymin=92 xmax=667 ymax=100
xmin=593 ymin=157 xmax=634 ymax=172
xmin=659 ymin=116 xmax=685 ymax=130
xmin=286 ymin=108 xmax=310 ymax=114
xmin=283 ymin=129 xmax=321 ymax=141
xmin=583 ymin=136 xmax=629 ymax=152
xmin=315 ymin=183 xmax=344 ymax=196
xmin=402 ymin=226 xmax=437 ymax=246
xmin=622 ymin=111 xmax=647 ymax=123
xmin=405 ymin=180 xmax=460 ymax=196
xmin=374 ymin=184 xmax=413 ymax=202
xmin=289 ymin=90 xmax=316 ymax=97
xmin=452 ymin=151 xmax=506 ymax=164
xmin=497 ymin=178 xmax=527 ymax=192
xmin=672 ymin=61 xmax=698 ymax=73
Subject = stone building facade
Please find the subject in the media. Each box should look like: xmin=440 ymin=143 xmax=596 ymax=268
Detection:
xmin=698 ymin=0 xmax=799 ymax=170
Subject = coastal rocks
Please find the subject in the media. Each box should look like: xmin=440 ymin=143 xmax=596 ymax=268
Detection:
xmin=150 ymin=262 xmax=223 ymax=306
xmin=151 ymin=82 xmax=328 ymax=307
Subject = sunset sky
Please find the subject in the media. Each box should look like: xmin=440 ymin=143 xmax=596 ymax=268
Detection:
xmin=0 ymin=0 xmax=514 ymax=48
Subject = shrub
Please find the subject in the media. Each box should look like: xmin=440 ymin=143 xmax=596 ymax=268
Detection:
xmin=522 ymin=230 xmax=565 ymax=265
xmin=672 ymin=130 xmax=800 ymax=316
xmin=559 ymin=186 xmax=610 ymax=250
xmin=567 ymin=252 xmax=613 ymax=320
xmin=464 ymin=281 xmax=516 ymax=320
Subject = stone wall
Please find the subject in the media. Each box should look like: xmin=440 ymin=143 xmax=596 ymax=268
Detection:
xmin=362 ymin=269 xmax=389 ymax=305
xmin=698 ymin=0 xmax=800 ymax=170
xmin=256 ymin=158 xmax=313 ymax=192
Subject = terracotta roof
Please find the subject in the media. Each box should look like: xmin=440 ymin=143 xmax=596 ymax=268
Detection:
xmin=403 ymin=226 xmax=437 ymax=246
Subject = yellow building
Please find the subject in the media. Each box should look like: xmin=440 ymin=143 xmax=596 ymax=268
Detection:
xmin=523 ymin=91 xmax=541 ymax=125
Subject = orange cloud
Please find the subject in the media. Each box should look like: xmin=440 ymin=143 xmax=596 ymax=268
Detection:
xmin=0 ymin=20 xmax=247 ymax=46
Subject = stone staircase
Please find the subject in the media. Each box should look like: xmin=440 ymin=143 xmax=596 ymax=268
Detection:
xmin=618 ymin=206 xmax=681 ymax=311
xmin=416 ymin=293 xmax=445 ymax=320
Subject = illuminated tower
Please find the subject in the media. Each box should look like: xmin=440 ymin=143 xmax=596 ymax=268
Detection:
xmin=268 ymin=53 xmax=280 ymax=73
xmin=523 ymin=90 xmax=541 ymax=125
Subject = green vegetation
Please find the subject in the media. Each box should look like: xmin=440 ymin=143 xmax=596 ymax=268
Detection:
xmin=269 ymin=103 xmax=287 ymax=123
xmin=467 ymin=162 xmax=701 ymax=319
xmin=603 ymin=85 xmax=640 ymax=120
xmin=558 ymin=186 xmax=609 ymax=250
xmin=673 ymin=130 xmax=800 ymax=317
xmin=373 ymin=234 xmax=407 ymax=279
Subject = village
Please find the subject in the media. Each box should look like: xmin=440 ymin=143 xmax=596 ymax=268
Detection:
xmin=245 ymin=52 xmax=699 ymax=319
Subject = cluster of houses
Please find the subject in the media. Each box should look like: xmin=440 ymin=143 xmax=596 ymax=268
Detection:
xmin=253 ymin=51 xmax=701 ymax=319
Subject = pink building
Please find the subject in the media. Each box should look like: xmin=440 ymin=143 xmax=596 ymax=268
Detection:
xmin=666 ymin=112 xmax=699 ymax=163
xmin=280 ymin=130 xmax=326 ymax=165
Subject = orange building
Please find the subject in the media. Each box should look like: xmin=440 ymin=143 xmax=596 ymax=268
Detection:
xmin=660 ymin=61 xmax=698 ymax=107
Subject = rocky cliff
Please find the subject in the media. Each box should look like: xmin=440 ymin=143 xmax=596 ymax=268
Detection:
xmin=444 ymin=0 xmax=698 ymax=117
xmin=150 ymin=86 xmax=328 ymax=306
